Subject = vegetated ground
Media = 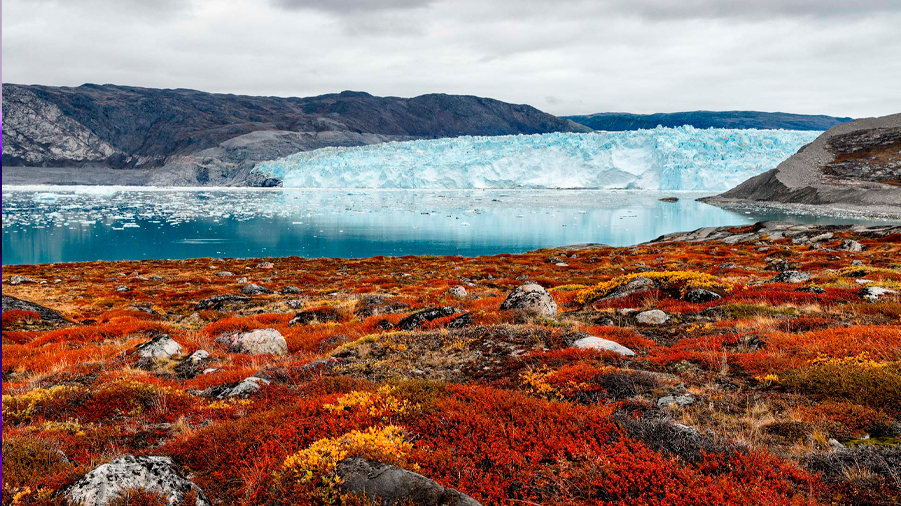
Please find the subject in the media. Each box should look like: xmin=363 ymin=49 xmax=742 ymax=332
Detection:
xmin=3 ymin=224 xmax=901 ymax=506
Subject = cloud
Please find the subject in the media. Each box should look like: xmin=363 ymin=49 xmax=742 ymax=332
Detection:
xmin=3 ymin=0 xmax=901 ymax=118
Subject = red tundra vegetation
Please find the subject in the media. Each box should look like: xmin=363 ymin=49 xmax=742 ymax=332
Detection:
xmin=2 ymin=224 xmax=900 ymax=505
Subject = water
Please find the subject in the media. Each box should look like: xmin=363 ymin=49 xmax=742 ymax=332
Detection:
xmin=1 ymin=187 xmax=893 ymax=265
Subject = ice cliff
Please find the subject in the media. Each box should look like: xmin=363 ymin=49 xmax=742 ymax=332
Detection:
xmin=254 ymin=127 xmax=820 ymax=190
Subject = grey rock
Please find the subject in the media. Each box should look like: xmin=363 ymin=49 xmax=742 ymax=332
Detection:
xmin=770 ymin=271 xmax=810 ymax=284
xmin=65 ymin=455 xmax=210 ymax=506
xmin=1 ymin=295 xmax=69 ymax=324
xmin=859 ymin=286 xmax=897 ymax=302
xmin=397 ymin=307 xmax=464 ymax=330
xmin=216 ymin=271 xmax=234 ymax=277
xmin=188 ymin=350 xmax=210 ymax=363
xmin=838 ymin=239 xmax=865 ymax=252
xmin=203 ymin=376 xmax=270 ymax=399
xmin=194 ymin=293 xmax=251 ymax=310
xmin=289 ymin=308 xmax=341 ymax=326
xmin=683 ymin=289 xmax=722 ymax=303
xmin=281 ymin=285 xmax=301 ymax=294
xmin=133 ymin=334 xmax=183 ymax=360
xmin=635 ymin=309 xmax=669 ymax=325
xmin=336 ymin=457 xmax=481 ymax=506
xmin=572 ymin=335 xmax=635 ymax=357
xmin=499 ymin=284 xmax=558 ymax=316
xmin=256 ymin=261 xmax=275 ymax=269
xmin=448 ymin=286 xmax=468 ymax=298
xmin=7 ymin=275 xmax=38 ymax=285
xmin=226 ymin=328 xmax=288 ymax=356
xmin=241 ymin=283 xmax=273 ymax=295
xmin=658 ymin=394 xmax=696 ymax=407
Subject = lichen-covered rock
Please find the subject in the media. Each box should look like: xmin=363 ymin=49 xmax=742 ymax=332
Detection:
xmin=397 ymin=307 xmax=464 ymax=330
xmin=65 ymin=455 xmax=210 ymax=506
xmin=572 ymin=335 xmax=635 ymax=357
xmin=837 ymin=239 xmax=865 ymax=252
xmin=281 ymin=285 xmax=301 ymax=294
xmin=448 ymin=286 xmax=468 ymax=298
xmin=770 ymin=271 xmax=810 ymax=284
xmin=194 ymin=293 xmax=251 ymax=310
xmin=202 ymin=376 xmax=270 ymax=399
xmin=635 ymin=309 xmax=669 ymax=325
xmin=336 ymin=457 xmax=481 ymax=506
xmin=133 ymin=334 xmax=183 ymax=361
xmin=683 ymin=289 xmax=722 ymax=303
xmin=227 ymin=328 xmax=288 ymax=356
xmin=241 ymin=283 xmax=273 ymax=295
xmin=859 ymin=286 xmax=897 ymax=302
xmin=499 ymin=284 xmax=557 ymax=316
xmin=7 ymin=275 xmax=38 ymax=285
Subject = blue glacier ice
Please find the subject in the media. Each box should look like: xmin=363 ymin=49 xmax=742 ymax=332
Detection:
xmin=254 ymin=126 xmax=821 ymax=191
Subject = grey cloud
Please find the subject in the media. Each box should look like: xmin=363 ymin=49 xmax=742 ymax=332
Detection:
xmin=273 ymin=0 xmax=433 ymax=14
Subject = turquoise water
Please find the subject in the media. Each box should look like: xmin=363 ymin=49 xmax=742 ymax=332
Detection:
xmin=1 ymin=187 xmax=893 ymax=265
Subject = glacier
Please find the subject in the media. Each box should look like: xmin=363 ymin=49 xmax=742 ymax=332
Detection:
xmin=253 ymin=127 xmax=821 ymax=191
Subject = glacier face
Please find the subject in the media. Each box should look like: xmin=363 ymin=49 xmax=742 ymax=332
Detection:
xmin=254 ymin=127 xmax=820 ymax=191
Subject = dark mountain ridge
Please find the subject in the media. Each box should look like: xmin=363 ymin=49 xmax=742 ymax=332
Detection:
xmin=565 ymin=110 xmax=853 ymax=131
xmin=2 ymin=83 xmax=588 ymax=185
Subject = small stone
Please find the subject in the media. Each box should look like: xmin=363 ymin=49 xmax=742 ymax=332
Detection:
xmin=133 ymin=334 xmax=183 ymax=361
xmin=216 ymin=271 xmax=234 ymax=277
xmin=257 ymin=261 xmax=275 ymax=269
xmin=684 ymin=289 xmax=721 ymax=303
xmin=837 ymin=239 xmax=865 ymax=252
xmin=657 ymin=394 xmax=696 ymax=407
xmin=281 ymin=285 xmax=301 ymax=294
xmin=859 ymin=286 xmax=897 ymax=302
xmin=572 ymin=335 xmax=635 ymax=357
xmin=851 ymin=260 xmax=863 ymax=266
xmin=7 ymin=275 xmax=38 ymax=285
xmin=202 ymin=368 xmax=218 ymax=374
xmin=188 ymin=350 xmax=210 ymax=362
xmin=448 ymin=286 xmax=468 ymax=298
xmin=116 ymin=285 xmax=130 ymax=293
xmin=635 ymin=309 xmax=669 ymax=325
xmin=242 ymin=283 xmax=273 ymax=295
xmin=770 ymin=271 xmax=810 ymax=284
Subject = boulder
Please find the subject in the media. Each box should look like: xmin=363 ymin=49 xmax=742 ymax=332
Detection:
xmin=281 ymin=285 xmax=301 ymax=294
xmin=397 ymin=307 xmax=463 ymax=330
xmin=226 ymin=329 xmax=288 ymax=356
xmin=194 ymin=294 xmax=251 ymax=310
xmin=658 ymin=394 xmax=696 ymax=407
xmin=837 ymin=239 xmax=865 ymax=252
xmin=242 ymin=283 xmax=273 ymax=295
xmin=2 ymin=295 xmax=69 ymax=324
xmin=6 ymin=275 xmax=38 ymax=285
xmin=336 ymin=458 xmax=481 ymax=506
xmin=683 ymin=289 xmax=722 ymax=303
xmin=289 ymin=308 xmax=341 ymax=326
xmin=770 ymin=271 xmax=810 ymax=284
xmin=572 ymin=335 xmax=635 ymax=357
xmin=65 ymin=455 xmax=210 ymax=506
xmin=859 ymin=286 xmax=897 ymax=302
xmin=203 ymin=376 xmax=270 ymax=399
xmin=133 ymin=334 xmax=183 ymax=360
xmin=448 ymin=286 xmax=468 ymax=298
xmin=635 ymin=309 xmax=669 ymax=325
xmin=601 ymin=276 xmax=657 ymax=300
xmin=499 ymin=284 xmax=557 ymax=316
xmin=188 ymin=350 xmax=210 ymax=363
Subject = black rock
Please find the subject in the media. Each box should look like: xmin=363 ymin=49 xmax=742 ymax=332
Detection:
xmin=2 ymin=295 xmax=70 ymax=324
xmin=683 ymin=289 xmax=722 ymax=303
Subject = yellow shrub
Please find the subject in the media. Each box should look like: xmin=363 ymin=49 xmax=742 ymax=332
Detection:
xmin=2 ymin=386 xmax=78 ymax=424
xmin=280 ymin=425 xmax=415 ymax=483
xmin=324 ymin=385 xmax=411 ymax=418
xmin=574 ymin=271 xmax=732 ymax=305
xmin=780 ymin=354 xmax=901 ymax=413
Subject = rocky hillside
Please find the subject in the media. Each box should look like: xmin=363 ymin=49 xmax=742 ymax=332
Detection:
xmin=701 ymin=113 xmax=901 ymax=217
xmin=565 ymin=111 xmax=852 ymax=131
xmin=1 ymin=84 xmax=589 ymax=186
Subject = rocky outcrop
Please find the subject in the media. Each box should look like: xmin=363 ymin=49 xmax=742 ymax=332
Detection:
xmin=565 ymin=110 xmax=851 ymax=132
xmin=335 ymin=458 xmax=481 ymax=506
xmin=2 ymin=295 xmax=70 ymax=325
xmin=2 ymin=84 xmax=587 ymax=186
xmin=65 ymin=455 xmax=210 ymax=506
xmin=701 ymin=114 xmax=901 ymax=216
xmin=650 ymin=221 xmax=901 ymax=245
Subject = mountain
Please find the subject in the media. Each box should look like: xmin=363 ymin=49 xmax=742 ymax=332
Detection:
xmin=700 ymin=113 xmax=901 ymax=217
xmin=564 ymin=111 xmax=853 ymax=131
xmin=1 ymin=84 xmax=589 ymax=186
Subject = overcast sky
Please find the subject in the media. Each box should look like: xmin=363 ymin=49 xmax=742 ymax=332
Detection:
xmin=3 ymin=0 xmax=900 ymax=117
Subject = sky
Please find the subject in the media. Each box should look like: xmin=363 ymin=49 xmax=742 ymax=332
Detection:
xmin=3 ymin=0 xmax=901 ymax=118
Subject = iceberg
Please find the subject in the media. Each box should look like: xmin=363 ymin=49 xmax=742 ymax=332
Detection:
xmin=253 ymin=126 xmax=820 ymax=191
